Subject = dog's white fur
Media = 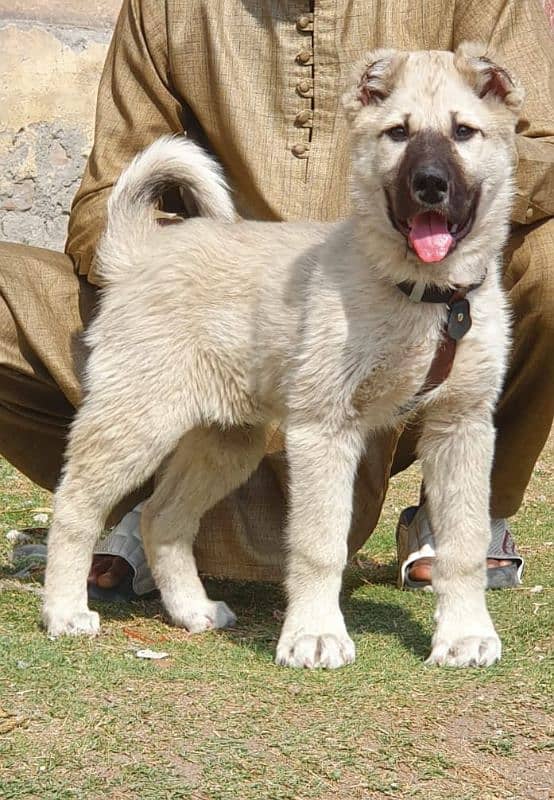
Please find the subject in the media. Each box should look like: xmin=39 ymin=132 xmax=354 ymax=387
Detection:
xmin=43 ymin=44 xmax=524 ymax=668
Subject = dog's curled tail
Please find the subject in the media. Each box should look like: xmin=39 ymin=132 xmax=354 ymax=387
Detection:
xmin=96 ymin=136 xmax=235 ymax=283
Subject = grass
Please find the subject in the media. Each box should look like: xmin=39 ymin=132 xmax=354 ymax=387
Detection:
xmin=0 ymin=441 xmax=552 ymax=800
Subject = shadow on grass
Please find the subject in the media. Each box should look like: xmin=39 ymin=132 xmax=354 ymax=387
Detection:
xmin=345 ymin=597 xmax=429 ymax=659
xmin=88 ymin=567 xmax=429 ymax=661
xmin=1 ymin=531 xmax=429 ymax=659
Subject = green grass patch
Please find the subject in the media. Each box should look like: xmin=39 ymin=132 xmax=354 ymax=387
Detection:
xmin=0 ymin=447 xmax=552 ymax=800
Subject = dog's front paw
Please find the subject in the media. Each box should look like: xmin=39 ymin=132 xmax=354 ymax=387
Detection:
xmin=276 ymin=632 xmax=355 ymax=669
xmin=428 ymin=599 xmax=501 ymax=667
xmin=275 ymin=610 xmax=355 ymax=669
xmin=426 ymin=632 xmax=501 ymax=667
xmin=43 ymin=607 xmax=100 ymax=638
xmin=169 ymin=599 xmax=237 ymax=634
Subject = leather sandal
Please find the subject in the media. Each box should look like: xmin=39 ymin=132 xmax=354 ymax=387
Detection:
xmin=396 ymin=505 xmax=524 ymax=590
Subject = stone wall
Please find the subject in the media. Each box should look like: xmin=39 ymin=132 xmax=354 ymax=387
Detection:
xmin=0 ymin=1 xmax=552 ymax=253
xmin=0 ymin=1 xmax=121 ymax=250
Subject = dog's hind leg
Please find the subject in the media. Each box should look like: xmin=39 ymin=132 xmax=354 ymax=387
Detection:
xmin=42 ymin=401 xmax=191 ymax=637
xmin=418 ymin=403 xmax=501 ymax=668
xmin=141 ymin=425 xmax=265 ymax=632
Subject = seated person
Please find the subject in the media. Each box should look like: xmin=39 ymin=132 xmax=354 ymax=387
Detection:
xmin=1 ymin=0 xmax=552 ymax=598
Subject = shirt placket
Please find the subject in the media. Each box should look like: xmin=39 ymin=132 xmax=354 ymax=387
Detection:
xmin=290 ymin=8 xmax=314 ymax=167
xmin=307 ymin=0 xmax=351 ymax=220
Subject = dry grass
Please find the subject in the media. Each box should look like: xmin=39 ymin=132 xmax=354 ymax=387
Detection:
xmin=0 ymin=439 xmax=552 ymax=800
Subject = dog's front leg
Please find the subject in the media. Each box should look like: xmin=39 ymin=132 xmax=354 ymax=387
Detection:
xmin=419 ymin=404 xmax=501 ymax=667
xmin=276 ymin=421 xmax=364 ymax=669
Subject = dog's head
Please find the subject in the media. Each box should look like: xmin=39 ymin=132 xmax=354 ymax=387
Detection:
xmin=343 ymin=43 xmax=524 ymax=285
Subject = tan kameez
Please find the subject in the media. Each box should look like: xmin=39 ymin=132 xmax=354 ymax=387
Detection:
xmin=0 ymin=0 xmax=552 ymax=579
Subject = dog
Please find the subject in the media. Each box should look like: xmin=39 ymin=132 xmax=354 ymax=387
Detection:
xmin=43 ymin=42 xmax=524 ymax=669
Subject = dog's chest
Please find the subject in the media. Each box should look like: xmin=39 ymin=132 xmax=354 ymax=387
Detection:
xmin=352 ymin=350 xmax=427 ymax=417
xmin=348 ymin=321 xmax=440 ymax=426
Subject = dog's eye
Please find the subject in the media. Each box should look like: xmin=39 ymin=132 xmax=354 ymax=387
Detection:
xmin=454 ymin=124 xmax=477 ymax=141
xmin=385 ymin=126 xmax=409 ymax=142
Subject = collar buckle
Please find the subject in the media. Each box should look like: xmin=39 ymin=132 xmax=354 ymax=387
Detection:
xmin=396 ymin=277 xmax=485 ymax=397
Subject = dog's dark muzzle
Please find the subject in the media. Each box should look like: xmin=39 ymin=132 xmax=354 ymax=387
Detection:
xmin=411 ymin=165 xmax=449 ymax=207
xmin=387 ymin=130 xmax=479 ymax=263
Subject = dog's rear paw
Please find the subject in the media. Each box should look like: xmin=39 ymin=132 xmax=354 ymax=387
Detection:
xmin=275 ymin=631 xmax=356 ymax=669
xmin=170 ymin=599 xmax=237 ymax=633
xmin=43 ymin=608 xmax=100 ymax=638
xmin=426 ymin=634 xmax=501 ymax=667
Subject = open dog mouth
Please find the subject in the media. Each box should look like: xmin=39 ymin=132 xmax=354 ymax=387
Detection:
xmin=387 ymin=194 xmax=479 ymax=264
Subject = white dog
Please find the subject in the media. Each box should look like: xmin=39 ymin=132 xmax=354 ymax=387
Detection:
xmin=43 ymin=43 xmax=524 ymax=669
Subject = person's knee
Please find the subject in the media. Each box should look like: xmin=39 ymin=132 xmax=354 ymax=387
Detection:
xmin=529 ymin=219 xmax=554 ymax=333
xmin=0 ymin=296 xmax=20 ymax=385
xmin=506 ymin=218 xmax=554 ymax=344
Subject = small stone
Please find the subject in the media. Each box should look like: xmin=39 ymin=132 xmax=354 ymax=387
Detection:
xmin=6 ymin=529 xmax=32 ymax=545
xmin=135 ymin=649 xmax=169 ymax=660
xmin=49 ymin=140 xmax=70 ymax=167
xmin=0 ymin=179 xmax=34 ymax=211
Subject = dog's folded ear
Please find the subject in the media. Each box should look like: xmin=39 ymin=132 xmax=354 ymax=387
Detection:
xmin=343 ymin=50 xmax=406 ymax=121
xmin=454 ymin=41 xmax=525 ymax=115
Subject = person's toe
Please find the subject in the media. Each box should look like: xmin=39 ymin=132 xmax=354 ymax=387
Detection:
xmin=409 ymin=556 xmax=513 ymax=584
xmin=407 ymin=556 xmax=434 ymax=583
xmin=88 ymin=555 xmax=113 ymax=583
xmin=486 ymin=558 xmax=512 ymax=568
xmin=95 ymin=556 xmax=132 ymax=588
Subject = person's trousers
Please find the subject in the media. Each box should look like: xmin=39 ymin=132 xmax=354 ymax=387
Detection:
xmin=0 ymin=221 xmax=552 ymax=580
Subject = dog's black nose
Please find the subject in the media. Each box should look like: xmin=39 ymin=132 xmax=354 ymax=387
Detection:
xmin=412 ymin=167 xmax=449 ymax=206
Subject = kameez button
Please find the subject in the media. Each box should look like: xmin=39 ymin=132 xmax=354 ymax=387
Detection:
xmin=295 ymin=109 xmax=313 ymax=127
xmin=291 ymin=143 xmax=309 ymax=158
xmin=296 ymin=13 xmax=313 ymax=31
xmin=296 ymin=79 xmax=312 ymax=96
xmin=296 ymin=49 xmax=313 ymax=65
xmin=525 ymin=206 xmax=534 ymax=219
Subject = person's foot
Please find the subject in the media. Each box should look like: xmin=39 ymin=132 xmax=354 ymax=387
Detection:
xmin=396 ymin=505 xmax=524 ymax=590
xmin=88 ymin=503 xmax=156 ymax=599
xmin=407 ymin=555 xmax=513 ymax=583
xmin=88 ymin=555 xmax=133 ymax=588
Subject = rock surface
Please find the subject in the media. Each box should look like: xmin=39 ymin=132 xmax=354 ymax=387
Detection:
xmin=0 ymin=1 xmax=120 ymax=250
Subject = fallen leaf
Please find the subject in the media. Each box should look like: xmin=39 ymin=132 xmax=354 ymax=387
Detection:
xmin=123 ymin=627 xmax=168 ymax=644
xmin=0 ymin=716 xmax=27 ymax=734
xmin=123 ymin=627 xmax=156 ymax=645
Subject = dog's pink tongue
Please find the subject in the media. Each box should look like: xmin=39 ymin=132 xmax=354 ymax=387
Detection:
xmin=408 ymin=212 xmax=453 ymax=263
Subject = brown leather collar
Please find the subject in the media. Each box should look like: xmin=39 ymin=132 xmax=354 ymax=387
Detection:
xmin=396 ymin=280 xmax=483 ymax=396
xmin=396 ymin=280 xmax=482 ymax=303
